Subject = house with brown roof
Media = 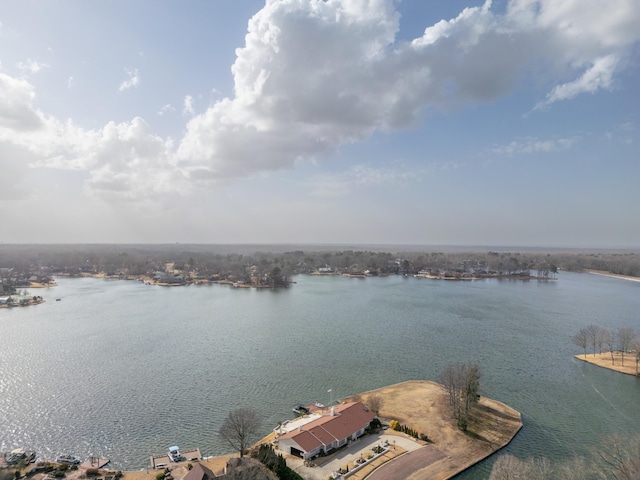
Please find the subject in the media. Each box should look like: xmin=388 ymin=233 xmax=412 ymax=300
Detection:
xmin=276 ymin=402 xmax=375 ymax=460
xmin=183 ymin=463 xmax=216 ymax=480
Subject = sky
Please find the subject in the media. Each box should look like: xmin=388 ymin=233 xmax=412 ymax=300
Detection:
xmin=1 ymin=0 xmax=639 ymax=248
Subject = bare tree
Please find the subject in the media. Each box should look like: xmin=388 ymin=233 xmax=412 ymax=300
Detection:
xmin=365 ymin=394 xmax=384 ymax=416
xmin=218 ymin=408 xmax=262 ymax=458
xmin=439 ymin=364 xmax=463 ymax=421
xmin=594 ymin=434 xmax=640 ymax=480
xmin=553 ymin=457 xmax=595 ymax=480
xmin=463 ymin=364 xmax=481 ymax=424
xmin=489 ymin=454 xmax=553 ymax=480
xmin=438 ymin=362 xmax=480 ymax=431
xmin=601 ymin=329 xmax=616 ymax=365
xmin=586 ymin=324 xmax=602 ymax=356
xmin=617 ymin=327 xmax=636 ymax=367
xmin=596 ymin=328 xmax=606 ymax=354
xmin=490 ymin=435 xmax=640 ymax=480
xmin=572 ymin=328 xmax=589 ymax=358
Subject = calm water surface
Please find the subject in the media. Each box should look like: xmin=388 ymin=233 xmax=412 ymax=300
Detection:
xmin=1 ymin=272 xmax=639 ymax=478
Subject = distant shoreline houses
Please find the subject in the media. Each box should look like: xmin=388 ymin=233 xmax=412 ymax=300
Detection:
xmin=0 ymin=294 xmax=45 ymax=308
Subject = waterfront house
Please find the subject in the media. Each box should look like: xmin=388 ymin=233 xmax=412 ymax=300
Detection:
xmin=276 ymin=402 xmax=375 ymax=460
xmin=183 ymin=463 xmax=217 ymax=480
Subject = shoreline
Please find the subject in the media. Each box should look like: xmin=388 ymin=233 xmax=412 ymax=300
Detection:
xmin=69 ymin=380 xmax=522 ymax=480
xmin=585 ymin=270 xmax=640 ymax=283
xmin=575 ymin=352 xmax=639 ymax=376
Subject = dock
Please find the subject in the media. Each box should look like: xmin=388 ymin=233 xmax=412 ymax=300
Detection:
xmin=150 ymin=448 xmax=201 ymax=469
xmin=81 ymin=457 xmax=110 ymax=469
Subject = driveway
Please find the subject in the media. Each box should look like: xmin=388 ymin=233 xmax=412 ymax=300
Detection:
xmin=365 ymin=446 xmax=446 ymax=480
xmin=287 ymin=433 xmax=423 ymax=480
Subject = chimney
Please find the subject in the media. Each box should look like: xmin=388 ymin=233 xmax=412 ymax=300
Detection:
xmin=331 ymin=407 xmax=335 ymax=416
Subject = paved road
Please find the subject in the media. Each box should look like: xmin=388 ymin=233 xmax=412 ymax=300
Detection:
xmin=365 ymin=445 xmax=446 ymax=480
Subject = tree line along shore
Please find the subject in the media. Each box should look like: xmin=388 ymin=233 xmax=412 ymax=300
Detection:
xmin=572 ymin=324 xmax=640 ymax=376
xmin=1 ymin=244 xmax=639 ymax=293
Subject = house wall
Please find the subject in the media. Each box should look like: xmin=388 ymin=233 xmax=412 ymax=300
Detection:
xmin=278 ymin=438 xmax=316 ymax=460
xmin=307 ymin=446 xmax=321 ymax=459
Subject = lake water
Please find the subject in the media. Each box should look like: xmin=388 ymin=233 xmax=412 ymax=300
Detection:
xmin=1 ymin=272 xmax=639 ymax=478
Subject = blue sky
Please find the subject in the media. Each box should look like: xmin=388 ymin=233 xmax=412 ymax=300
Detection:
xmin=1 ymin=0 xmax=638 ymax=247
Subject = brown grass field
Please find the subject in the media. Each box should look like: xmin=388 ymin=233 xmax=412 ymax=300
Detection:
xmin=575 ymin=351 xmax=640 ymax=376
xmin=343 ymin=380 xmax=522 ymax=479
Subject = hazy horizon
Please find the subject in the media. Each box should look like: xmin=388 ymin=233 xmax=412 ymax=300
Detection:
xmin=1 ymin=242 xmax=638 ymax=254
xmin=1 ymin=1 xmax=638 ymax=247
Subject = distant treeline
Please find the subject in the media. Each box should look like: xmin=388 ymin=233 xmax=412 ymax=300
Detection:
xmin=0 ymin=244 xmax=639 ymax=283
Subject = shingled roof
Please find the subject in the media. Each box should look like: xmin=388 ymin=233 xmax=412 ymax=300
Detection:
xmin=278 ymin=401 xmax=375 ymax=453
xmin=183 ymin=463 xmax=217 ymax=480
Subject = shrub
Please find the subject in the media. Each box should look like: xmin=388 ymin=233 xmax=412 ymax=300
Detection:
xmin=86 ymin=469 xmax=100 ymax=478
xmin=254 ymin=444 xmax=303 ymax=480
xmin=155 ymin=472 xmax=165 ymax=480
xmin=389 ymin=420 xmax=400 ymax=431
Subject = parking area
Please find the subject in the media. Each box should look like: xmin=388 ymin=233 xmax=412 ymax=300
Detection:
xmin=285 ymin=433 xmax=424 ymax=480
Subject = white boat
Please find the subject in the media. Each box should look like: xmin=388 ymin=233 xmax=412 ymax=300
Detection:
xmin=168 ymin=446 xmax=182 ymax=462
xmin=56 ymin=454 xmax=80 ymax=465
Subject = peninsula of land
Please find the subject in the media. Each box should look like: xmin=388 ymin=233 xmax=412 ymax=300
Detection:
xmin=118 ymin=380 xmax=521 ymax=480
xmin=575 ymin=352 xmax=640 ymax=376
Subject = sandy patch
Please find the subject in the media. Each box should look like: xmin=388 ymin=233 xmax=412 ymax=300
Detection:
xmin=586 ymin=270 xmax=640 ymax=283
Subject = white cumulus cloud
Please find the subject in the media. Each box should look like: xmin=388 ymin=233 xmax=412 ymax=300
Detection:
xmin=0 ymin=75 xmax=185 ymax=203
xmin=175 ymin=0 xmax=640 ymax=182
xmin=1 ymin=0 xmax=639 ymax=203
xmin=0 ymin=73 xmax=44 ymax=131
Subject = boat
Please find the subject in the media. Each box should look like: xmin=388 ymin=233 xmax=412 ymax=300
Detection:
xmin=292 ymin=404 xmax=309 ymax=415
xmin=168 ymin=446 xmax=182 ymax=462
xmin=6 ymin=449 xmax=36 ymax=465
xmin=56 ymin=454 xmax=80 ymax=465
